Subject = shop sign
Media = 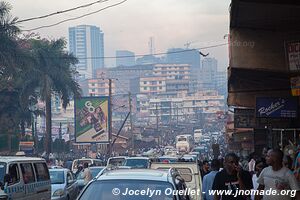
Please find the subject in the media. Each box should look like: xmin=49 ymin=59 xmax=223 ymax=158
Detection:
xmin=256 ymin=97 xmax=298 ymax=118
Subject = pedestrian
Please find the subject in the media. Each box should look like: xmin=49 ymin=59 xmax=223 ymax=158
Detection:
xmin=82 ymin=162 xmax=92 ymax=185
xmin=200 ymin=160 xmax=210 ymax=179
xmin=212 ymin=153 xmax=253 ymax=200
xmin=255 ymin=149 xmax=300 ymax=200
xmin=202 ymin=159 xmax=220 ymax=200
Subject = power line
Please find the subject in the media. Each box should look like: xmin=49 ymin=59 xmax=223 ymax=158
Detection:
xmin=11 ymin=43 xmax=228 ymax=60
xmin=21 ymin=0 xmax=128 ymax=32
xmin=17 ymin=0 xmax=110 ymax=23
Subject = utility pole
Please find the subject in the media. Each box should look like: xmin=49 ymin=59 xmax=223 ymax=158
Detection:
xmin=155 ymin=102 xmax=159 ymax=131
xmin=108 ymin=79 xmax=112 ymax=157
xmin=129 ymin=92 xmax=134 ymax=150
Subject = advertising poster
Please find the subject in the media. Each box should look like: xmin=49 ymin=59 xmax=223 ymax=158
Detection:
xmin=75 ymin=97 xmax=109 ymax=143
xmin=286 ymin=41 xmax=300 ymax=71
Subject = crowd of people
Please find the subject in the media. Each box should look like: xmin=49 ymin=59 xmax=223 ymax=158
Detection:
xmin=201 ymin=148 xmax=300 ymax=200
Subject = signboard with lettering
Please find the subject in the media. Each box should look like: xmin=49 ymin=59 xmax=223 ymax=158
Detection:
xmin=291 ymin=76 xmax=300 ymax=96
xmin=256 ymin=97 xmax=298 ymax=118
xmin=234 ymin=108 xmax=255 ymax=128
xmin=286 ymin=41 xmax=300 ymax=71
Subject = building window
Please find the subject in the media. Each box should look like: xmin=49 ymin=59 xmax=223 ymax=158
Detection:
xmin=144 ymin=87 xmax=147 ymax=90
xmin=91 ymin=89 xmax=96 ymax=92
xmin=151 ymin=81 xmax=156 ymax=85
xmin=144 ymin=81 xmax=147 ymax=84
xmin=91 ymin=83 xmax=95 ymax=86
xmin=159 ymin=86 xmax=162 ymax=90
xmin=159 ymin=81 xmax=162 ymax=84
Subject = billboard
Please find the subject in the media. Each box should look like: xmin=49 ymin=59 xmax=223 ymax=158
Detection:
xmin=286 ymin=41 xmax=300 ymax=71
xmin=291 ymin=76 xmax=300 ymax=96
xmin=256 ymin=97 xmax=298 ymax=118
xmin=75 ymin=97 xmax=109 ymax=143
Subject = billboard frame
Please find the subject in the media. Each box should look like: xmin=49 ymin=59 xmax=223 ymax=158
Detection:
xmin=74 ymin=96 xmax=111 ymax=144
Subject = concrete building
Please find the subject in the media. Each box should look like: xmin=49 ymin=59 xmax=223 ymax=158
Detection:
xmin=153 ymin=64 xmax=190 ymax=80
xmin=87 ymin=78 xmax=116 ymax=96
xmin=166 ymin=48 xmax=200 ymax=92
xmin=140 ymin=76 xmax=166 ymax=95
xmin=116 ymin=50 xmax=135 ymax=67
xmin=107 ymin=64 xmax=154 ymax=94
xmin=199 ymin=57 xmax=218 ymax=90
xmin=69 ymin=25 xmax=104 ymax=80
xmin=147 ymin=91 xmax=225 ymax=124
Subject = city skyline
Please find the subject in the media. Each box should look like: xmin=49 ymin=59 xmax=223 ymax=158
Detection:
xmin=10 ymin=0 xmax=230 ymax=69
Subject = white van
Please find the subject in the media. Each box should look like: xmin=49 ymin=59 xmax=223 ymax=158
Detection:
xmin=0 ymin=157 xmax=51 ymax=200
xmin=71 ymin=158 xmax=104 ymax=174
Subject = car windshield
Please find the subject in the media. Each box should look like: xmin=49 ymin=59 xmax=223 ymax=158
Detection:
xmin=0 ymin=162 xmax=6 ymax=183
xmin=90 ymin=167 xmax=104 ymax=177
xmin=50 ymin=171 xmax=65 ymax=184
xmin=79 ymin=180 xmax=175 ymax=200
xmin=73 ymin=160 xmax=92 ymax=170
xmin=108 ymin=158 xmax=125 ymax=167
xmin=177 ymin=137 xmax=186 ymax=142
xmin=124 ymin=159 xmax=148 ymax=168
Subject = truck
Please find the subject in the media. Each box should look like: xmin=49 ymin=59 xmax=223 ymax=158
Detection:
xmin=193 ymin=129 xmax=203 ymax=144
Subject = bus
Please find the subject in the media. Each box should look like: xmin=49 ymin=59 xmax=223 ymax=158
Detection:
xmin=175 ymin=134 xmax=194 ymax=153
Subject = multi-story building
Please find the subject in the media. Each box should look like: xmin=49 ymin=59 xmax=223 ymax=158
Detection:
xmin=116 ymin=50 xmax=135 ymax=67
xmin=147 ymin=91 xmax=225 ymax=124
xmin=153 ymin=64 xmax=190 ymax=80
xmin=152 ymin=63 xmax=191 ymax=93
xmin=87 ymin=78 xmax=115 ymax=96
xmin=216 ymin=70 xmax=227 ymax=95
xmin=199 ymin=57 xmax=218 ymax=90
xmin=107 ymin=64 xmax=154 ymax=94
xmin=166 ymin=48 xmax=200 ymax=92
xmin=140 ymin=76 xmax=166 ymax=95
xmin=69 ymin=25 xmax=104 ymax=80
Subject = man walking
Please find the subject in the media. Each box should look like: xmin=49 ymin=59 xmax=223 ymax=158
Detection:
xmin=82 ymin=162 xmax=92 ymax=185
xmin=203 ymin=159 xmax=220 ymax=200
xmin=212 ymin=153 xmax=253 ymax=200
xmin=255 ymin=149 xmax=300 ymax=200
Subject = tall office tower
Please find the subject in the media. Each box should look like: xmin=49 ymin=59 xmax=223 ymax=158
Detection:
xmin=69 ymin=25 xmax=104 ymax=80
xmin=116 ymin=50 xmax=135 ymax=67
xmin=200 ymin=57 xmax=218 ymax=90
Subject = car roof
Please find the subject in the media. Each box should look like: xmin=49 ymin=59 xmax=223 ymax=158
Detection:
xmin=0 ymin=157 xmax=45 ymax=163
xmin=49 ymin=168 xmax=69 ymax=172
xmin=125 ymin=157 xmax=149 ymax=160
xmin=97 ymin=169 xmax=170 ymax=182
xmin=90 ymin=166 xmax=105 ymax=169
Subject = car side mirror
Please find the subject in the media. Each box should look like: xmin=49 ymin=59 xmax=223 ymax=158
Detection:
xmin=3 ymin=174 xmax=10 ymax=184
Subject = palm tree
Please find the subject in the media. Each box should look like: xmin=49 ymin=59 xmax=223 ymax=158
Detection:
xmin=0 ymin=1 xmax=21 ymax=82
xmin=22 ymin=38 xmax=81 ymax=155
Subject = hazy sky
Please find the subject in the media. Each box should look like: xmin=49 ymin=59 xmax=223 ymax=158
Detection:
xmin=9 ymin=0 xmax=230 ymax=69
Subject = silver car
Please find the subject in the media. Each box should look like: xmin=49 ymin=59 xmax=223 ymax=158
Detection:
xmin=50 ymin=168 xmax=79 ymax=200
xmin=77 ymin=169 xmax=191 ymax=200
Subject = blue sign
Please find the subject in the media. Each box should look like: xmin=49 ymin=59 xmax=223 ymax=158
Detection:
xmin=256 ymin=97 xmax=298 ymax=118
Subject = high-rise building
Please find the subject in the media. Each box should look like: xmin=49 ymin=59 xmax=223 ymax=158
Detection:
xmin=199 ymin=57 xmax=218 ymax=90
xmin=116 ymin=50 xmax=135 ymax=67
xmin=69 ymin=25 xmax=104 ymax=80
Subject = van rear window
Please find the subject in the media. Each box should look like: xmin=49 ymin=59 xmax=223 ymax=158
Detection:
xmin=34 ymin=163 xmax=50 ymax=181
